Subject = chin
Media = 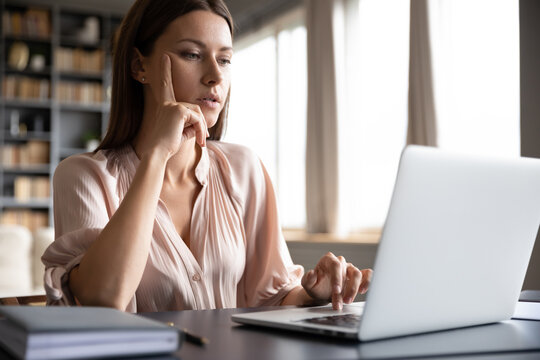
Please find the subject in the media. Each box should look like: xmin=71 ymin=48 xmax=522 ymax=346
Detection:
xmin=204 ymin=114 xmax=219 ymax=129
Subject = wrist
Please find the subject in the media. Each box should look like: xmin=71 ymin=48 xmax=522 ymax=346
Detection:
xmin=141 ymin=146 xmax=170 ymax=165
xmin=281 ymin=286 xmax=329 ymax=306
xmin=300 ymin=288 xmax=329 ymax=306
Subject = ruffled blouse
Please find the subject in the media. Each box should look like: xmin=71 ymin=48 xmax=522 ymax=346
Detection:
xmin=41 ymin=141 xmax=303 ymax=312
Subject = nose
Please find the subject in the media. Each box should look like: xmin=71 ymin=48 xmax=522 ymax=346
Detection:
xmin=201 ymin=58 xmax=224 ymax=86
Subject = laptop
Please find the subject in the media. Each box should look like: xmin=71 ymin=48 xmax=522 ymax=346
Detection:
xmin=232 ymin=145 xmax=540 ymax=341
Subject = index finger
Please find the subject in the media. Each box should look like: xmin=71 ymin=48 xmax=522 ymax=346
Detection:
xmin=325 ymin=254 xmax=344 ymax=310
xmin=160 ymin=54 xmax=176 ymax=102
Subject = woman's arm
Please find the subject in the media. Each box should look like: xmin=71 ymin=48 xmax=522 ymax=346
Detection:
xmin=69 ymin=149 xmax=168 ymax=310
xmin=280 ymin=286 xmax=325 ymax=306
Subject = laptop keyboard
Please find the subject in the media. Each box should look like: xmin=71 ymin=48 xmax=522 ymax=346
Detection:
xmin=301 ymin=314 xmax=362 ymax=328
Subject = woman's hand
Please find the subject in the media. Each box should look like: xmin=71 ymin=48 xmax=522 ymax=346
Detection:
xmin=144 ymin=54 xmax=209 ymax=160
xmin=301 ymin=252 xmax=373 ymax=310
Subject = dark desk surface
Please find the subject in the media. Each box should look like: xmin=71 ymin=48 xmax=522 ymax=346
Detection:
xmin=141 ymin=306 xmax=540 ymax=360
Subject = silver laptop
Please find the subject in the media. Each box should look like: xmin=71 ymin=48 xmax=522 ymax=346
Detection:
xmin=232 ymin=145 xmax=540 ymax=341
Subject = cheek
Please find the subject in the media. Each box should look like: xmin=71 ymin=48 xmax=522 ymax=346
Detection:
xmin=171 ymin=79 xmax=195 ymax=103
xmin=169 ymin=62 xmax=197 ymax=101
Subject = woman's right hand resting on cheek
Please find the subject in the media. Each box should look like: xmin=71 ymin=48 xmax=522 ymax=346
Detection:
xmin=144 ymin=53 xmax=209 ymax=161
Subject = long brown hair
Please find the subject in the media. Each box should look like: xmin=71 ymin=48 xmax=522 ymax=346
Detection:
xmin=96 ymin=0 xmax=234 ymax=151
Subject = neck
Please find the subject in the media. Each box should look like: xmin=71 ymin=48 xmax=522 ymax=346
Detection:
xmin=165 ymin=139 xmax=201 ymax=184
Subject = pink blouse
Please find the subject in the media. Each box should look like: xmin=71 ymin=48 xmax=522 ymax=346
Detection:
xmin=41 ymin=141 xmax=303 ymax=312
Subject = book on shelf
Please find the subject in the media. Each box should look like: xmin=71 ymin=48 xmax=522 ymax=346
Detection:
xmin=14 ymin=176 xmax=50 ymax=201
xmin=0 ymin=141 xmax=50 ymax=167
xmin=2 ymin=76 xmax=50 ymax=100
xmin=2 ymin=8 xmax=51 ymax=38
xmin=27 ymin=140 xmax=50 ymax=164
xmin=55 ymin=47 xmax=104 ymax=74
xmin=0 ymin=306 xmax=182 ymax=360
xmin=0 ymin=210 xmax=48 ymax=232
xmin=57 ymin=81 xmax=103 ymax=104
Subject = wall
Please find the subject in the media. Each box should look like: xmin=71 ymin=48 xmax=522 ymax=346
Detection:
xmin=225 ymin=0 xmax=301 ymax=36
xmin=31 ymin=0 xmax=300 ymax=37
xmin=520 ymin=0 xmax=540 ymax=290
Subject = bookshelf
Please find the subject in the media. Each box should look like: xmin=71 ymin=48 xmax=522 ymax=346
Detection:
xmin=0 ymin=0 xmax=122 ymax=230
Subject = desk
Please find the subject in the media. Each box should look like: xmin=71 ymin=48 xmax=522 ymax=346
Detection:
xmin=141 ymin=306 xmax=540 ymax=360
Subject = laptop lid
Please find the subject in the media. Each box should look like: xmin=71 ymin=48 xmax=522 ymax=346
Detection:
xmin=358 ymin=145 xmax=540 ymax=341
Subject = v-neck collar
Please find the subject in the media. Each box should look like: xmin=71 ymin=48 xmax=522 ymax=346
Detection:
xmin=123 ymin=143 xmax=210 ymax=186
xmin=119 ymin=143 xmax=210 ymax=272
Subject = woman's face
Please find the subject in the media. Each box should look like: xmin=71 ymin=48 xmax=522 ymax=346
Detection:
xmin=139 ymin=10 xmax=233 ymax=128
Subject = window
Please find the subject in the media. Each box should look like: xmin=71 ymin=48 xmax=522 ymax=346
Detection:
xmin=429 ymin=0 xmax=520 ymax=157
xmin=339 ymin=0 xmax=410 ymax=231
xmin=227 ymin=8 xmax=307 ymax=229
xmin=341 ymin=0 xmax=520 ymax=232
xmin=227 ymin=0 xmax=520 ymax=236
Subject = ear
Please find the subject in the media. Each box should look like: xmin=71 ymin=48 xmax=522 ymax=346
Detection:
xmin=131 ymin=47 xmax=146 ymax=82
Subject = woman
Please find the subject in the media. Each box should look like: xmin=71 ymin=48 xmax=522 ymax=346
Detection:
xmin=42 ymin=0 xmax=372 ymax=312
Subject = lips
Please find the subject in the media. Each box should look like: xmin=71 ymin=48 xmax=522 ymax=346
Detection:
xmin=196 ymin=94 xmax=221 ymax=110
xmin=197 ymin=94 xmax=221 ymax=103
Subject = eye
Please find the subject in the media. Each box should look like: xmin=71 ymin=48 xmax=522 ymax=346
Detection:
xmin=218 ymin=58 xmax=232 ymax=66
xmin=181 ymin=51 xmax=201 ymax=60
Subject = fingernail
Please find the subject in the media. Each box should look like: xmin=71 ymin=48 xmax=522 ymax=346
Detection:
xmin=344 ymin=297 xmax=352 ymax=303
xmin=333 ymin=285 xmax=341 ymax=294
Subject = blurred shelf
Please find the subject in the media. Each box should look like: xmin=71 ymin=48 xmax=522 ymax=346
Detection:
xmin=58 ymin=102 xmax=108 ymax=112
xmin=2 ymin=132 xmax=52 ymax=142
xmin=59 ymin=37 xmax=107 ymax=49
xmin=5 ymin=67 xmax=52 ymax=76
xmin=0 ymin=197 xmax=50 ymax=209
xmin=2 ymin=99 xmax=52 ymax=109
xmin=1 ymin=165 xmax=51 ymax=174
xmin=58 ymin=71 xmax=103 ymax=81
xmin=4 ymin=34 xmax=51 ymax=44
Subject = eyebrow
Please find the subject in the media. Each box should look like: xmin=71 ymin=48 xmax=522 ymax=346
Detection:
xmin=177 ymin=38 xmax=233 ymax=52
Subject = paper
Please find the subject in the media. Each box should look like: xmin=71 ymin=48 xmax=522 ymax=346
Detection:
xmin=512 ymin=302 xmax=540 ymax=321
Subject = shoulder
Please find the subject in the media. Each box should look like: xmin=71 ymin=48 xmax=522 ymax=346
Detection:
xmin=207 ymin=141 xmax=264 ymax=183
xmin=207 ymin=141 xmax=261 ymax=170
xmin=53 ymin=148 xmax=125 ymax=187
xmin=206 ymin=141 xmax=270 ymax=202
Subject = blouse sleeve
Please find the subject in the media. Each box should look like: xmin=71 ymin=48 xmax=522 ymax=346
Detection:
xmin=41 ymin=154 xmax=121 ymax=307
xmin=231 ymin=146 xmax=304 ymax=307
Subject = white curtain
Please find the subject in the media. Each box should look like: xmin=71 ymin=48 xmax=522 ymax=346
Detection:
xmin=305 ymin=0 xmax=344 ymax=234
xmin=305 ymin=0 xmax=410 ymax=234
xmin=407 ymin=0 xmax=437 ymax=146
xmin=339 ymin=0 xmax=410 ymax=232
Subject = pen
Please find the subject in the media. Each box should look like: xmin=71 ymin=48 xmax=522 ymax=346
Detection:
xmin=166 ymin=322 xmax=209 ymax=346
xmin=182 ymin=328 xmax=210 ymax=346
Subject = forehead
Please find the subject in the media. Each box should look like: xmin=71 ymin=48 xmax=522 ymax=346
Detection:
xmin=160 ymin=10 xmax=232 ymax=48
